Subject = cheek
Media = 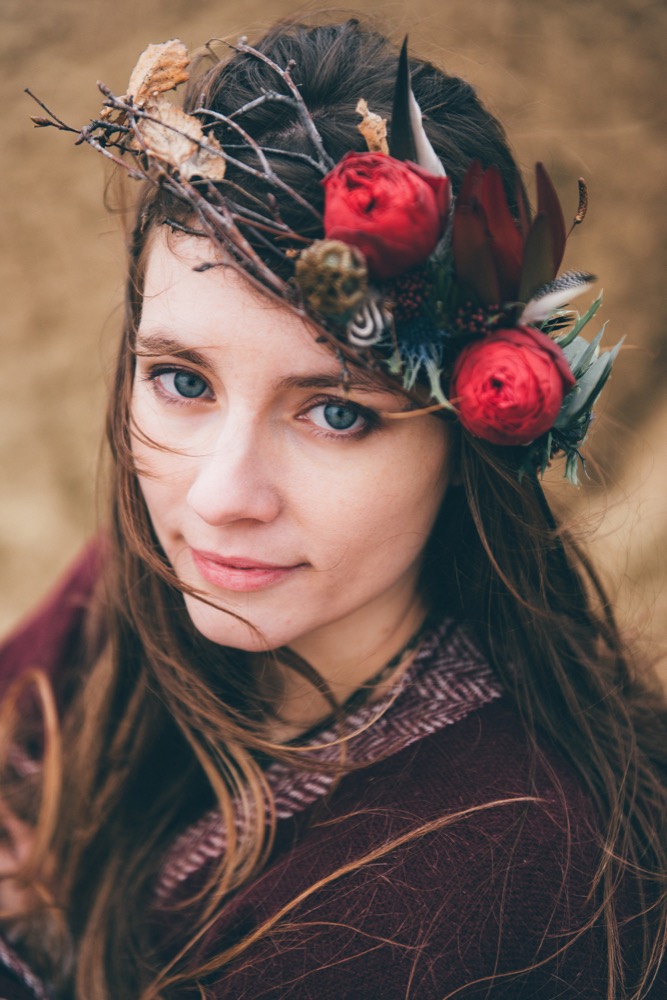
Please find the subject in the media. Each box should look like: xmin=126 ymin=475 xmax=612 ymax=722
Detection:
xmin=306 ymin=427 xmax=450 ymax=568
xmin=134 ymin=470 xmax=180 ymax=550
xmin=130 ymin=393 xmax=193 ymax=534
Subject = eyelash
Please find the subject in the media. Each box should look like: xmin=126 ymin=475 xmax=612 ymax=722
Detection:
xmin=141 ymin=365 xmax=380 ymax=440
xmin=142 ymin=365 xmax=214 ymax=407
xmin=297 ymin=395 xmax=379 ymax=440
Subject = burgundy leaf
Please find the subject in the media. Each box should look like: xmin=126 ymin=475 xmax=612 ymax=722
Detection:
xmin=481 ymin=166 xmax=524 ymax=301
xmin=535 ymin=163 xmax=566 ymax=274
xmin=515 ymin=176 xmax=531 ymax=240
xmin=453 ymin=205 xmax=501 ymax=304
xmin=518 ymin=212 xmax=555 ymax=303
xmin=457 ymin=159 xmax=484 ymax=207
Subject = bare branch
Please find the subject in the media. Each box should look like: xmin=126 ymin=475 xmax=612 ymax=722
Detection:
xmin=212 ymin=137 xmax=327 ymax=174
xmin=232 ymin=38 xmax=335 ymax=171
xmin=191 ymin=106 xmax=322 ymax=222
xmin=24 ymin=89 xmax=79 ymax=132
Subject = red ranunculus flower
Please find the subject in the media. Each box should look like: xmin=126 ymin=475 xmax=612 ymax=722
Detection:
xmin=322 ymin=152 xmax=450 ymax=280
xmin=450 ymin=326 xmax=576 ymax=446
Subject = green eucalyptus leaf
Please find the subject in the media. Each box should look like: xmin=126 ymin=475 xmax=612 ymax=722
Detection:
xmin=387 ymin=350 xmax=403 ymax=376
xmin=556 ymin=351 xmax=614 ymax=425
xmin=571 ymin=324 xmax=607 ymax=378
xmin=537 ymin=437 xmax=552 ymax=476
xmin=561 ymin=333 xmax=596 ymax=373
xmin=555 ymin=293 xmax=603 ymax=348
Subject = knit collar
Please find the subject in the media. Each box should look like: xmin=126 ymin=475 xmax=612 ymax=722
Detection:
xmin=154 ymin=618 xmax=503 ymax=904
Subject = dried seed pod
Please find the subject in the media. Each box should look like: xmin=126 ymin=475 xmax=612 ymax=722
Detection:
xmin=295 ymin=240 xmax=368 ymax=319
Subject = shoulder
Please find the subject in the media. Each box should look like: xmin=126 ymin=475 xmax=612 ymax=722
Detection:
xmin=0 ymin=545 xmax=105 ymax=1000
xmin=156 ymin=625 xmax=638 ymax=998
xmin=293 ymin=698 xmax=602 ymax=926
xmin=188 ymin=700 xmax=624 ymax=999
xmin=342 ymin=695 xmax=594 ymax=821
xmin=0 ymin=539 xmax=103 ymax=702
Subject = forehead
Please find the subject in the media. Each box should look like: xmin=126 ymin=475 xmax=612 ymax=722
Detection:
xmin=138 ymin=230 xmax=396 ymax=395
xmin=141 ymin=230 xmax=322 ymax=355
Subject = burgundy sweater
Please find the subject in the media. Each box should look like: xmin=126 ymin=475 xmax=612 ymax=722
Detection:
xmin=0 ymin=548 xmax=663 ymax=999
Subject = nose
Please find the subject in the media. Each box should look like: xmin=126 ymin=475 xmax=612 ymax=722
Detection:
xmin=186 ymin=416 xmax=282 ymax=526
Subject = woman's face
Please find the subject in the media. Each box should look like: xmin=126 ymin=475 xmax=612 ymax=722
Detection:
xmin=131 ymin=232 xmax=451 ymax=662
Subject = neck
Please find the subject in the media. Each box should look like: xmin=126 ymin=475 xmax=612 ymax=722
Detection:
xmin=259 ymin=586 xmax=428 ymax=741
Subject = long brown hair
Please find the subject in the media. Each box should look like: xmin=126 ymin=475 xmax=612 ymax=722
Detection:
xmin=1 ymin=18 xmax=666 ymax=999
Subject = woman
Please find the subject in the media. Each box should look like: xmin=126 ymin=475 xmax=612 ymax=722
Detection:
xmin=0 ymin=17 xmax=665 ymax=999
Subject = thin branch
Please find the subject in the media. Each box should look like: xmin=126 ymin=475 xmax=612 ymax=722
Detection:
xmin=193 ymin=189 xmax=289 ymax=295
xmin=203 ymin=39 xmax=224 ymax=64
xmin=192 ymin=106 xmax=322 ymax=221
xmin=225 ymin=90 xmax=293 ymax=119
xmin=228 ymin=209 xmax=310 ymax=245
xmin=232 ymin=38 xmax=335 ymax=170
xmin=25 ymin=88 xmax=79 ymax=132
xmin=82 ymin=132 xmax=143 ymax=175
xmin=209 ymin=138 xmax=327 ymax=174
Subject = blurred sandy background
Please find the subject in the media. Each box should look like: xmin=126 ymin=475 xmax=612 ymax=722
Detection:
xmin=1 ymin=0 xmax=666 ymax=677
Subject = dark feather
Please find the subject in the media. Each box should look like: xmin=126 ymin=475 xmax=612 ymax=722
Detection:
xmin=519 ymin=270 xmax=596 ymax=326
xmin=388 ymin=37 xmax=417 ymax=162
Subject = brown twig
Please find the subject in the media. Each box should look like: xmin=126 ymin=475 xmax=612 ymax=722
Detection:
xmin=192 ymin=106 xmax=323 ymax=222
xmin=232 ymin=38 xmax=335 ymax=170
xmin=25 ymin=89 xmax=79 ymax=132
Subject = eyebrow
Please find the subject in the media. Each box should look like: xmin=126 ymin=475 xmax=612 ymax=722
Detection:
xmin=278 ymin=372 xmax=396 ymax=395
xmin=135 ymin=334 xmax=216 ymax=374
xmin=135 ymin=332 xmax=399 ymax=396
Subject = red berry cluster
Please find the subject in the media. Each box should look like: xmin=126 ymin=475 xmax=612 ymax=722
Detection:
xmin=392 ymin=272 xmax=429 ymax=323
xmin=453 ymin=302 xmax=497 ymax=338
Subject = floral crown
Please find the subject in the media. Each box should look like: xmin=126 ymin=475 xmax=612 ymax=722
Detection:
xmin=29 ymin=36 xmax=620 ymax=485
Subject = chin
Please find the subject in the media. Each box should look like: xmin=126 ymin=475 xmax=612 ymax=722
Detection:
xmin=182 ymin=592 xmax=290 ymax=652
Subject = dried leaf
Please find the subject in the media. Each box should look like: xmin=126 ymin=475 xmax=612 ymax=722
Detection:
xmin=127 ymin=39 xmax=190 ymax=106
xmin=356 ymin=98 xmax=388 ymax=154
xmin=137 ymin=100 xmax=198 ymax=161
xmin=184 ymin=142 xmax=227 ymax=183
xmin=136 ymin=98 xmax=226 ymax=181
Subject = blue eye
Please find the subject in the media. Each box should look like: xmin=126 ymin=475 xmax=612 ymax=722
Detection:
xmin=150 ymin=369 xmax=212 ymax=401
xmin=323 ymin=403 xmax=360 ymax=430
xmin=172 ymin=371 xmax=208 ymax=398
xmin=307 ymin=400 xmax=369 ymax=435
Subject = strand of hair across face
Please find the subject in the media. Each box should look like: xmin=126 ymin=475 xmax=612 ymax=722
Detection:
xmin=273 ymin=612 xmax=434 ymax=746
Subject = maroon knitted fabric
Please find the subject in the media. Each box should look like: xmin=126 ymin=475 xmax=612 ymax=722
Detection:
xmin=152 ymin=702 xmax=616 ymax=999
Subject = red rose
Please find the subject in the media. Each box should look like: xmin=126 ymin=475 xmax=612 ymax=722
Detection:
xmin=450 ymin=326 xmax=576 ymax=446
xmin=322 ymin=152 xmax=450 ymax=280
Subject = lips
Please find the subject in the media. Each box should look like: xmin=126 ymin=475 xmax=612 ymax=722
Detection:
xmin=190 ymin=548 xmax=305 ymax=593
